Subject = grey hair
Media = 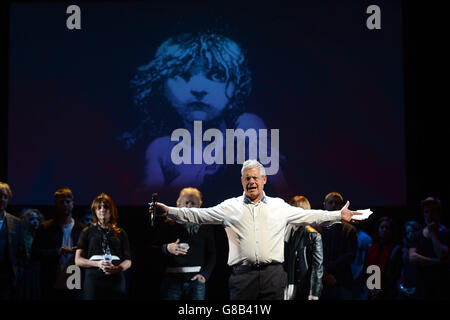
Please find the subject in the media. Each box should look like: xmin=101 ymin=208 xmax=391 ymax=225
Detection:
xmin=241 ymin=159 xmax=266 ymax=177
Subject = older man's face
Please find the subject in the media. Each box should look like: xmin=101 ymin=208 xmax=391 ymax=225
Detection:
xmin=241 ymin=167 xmax=267 ymax=202
xmin=178 ymin=194 xmax=201 ymax=208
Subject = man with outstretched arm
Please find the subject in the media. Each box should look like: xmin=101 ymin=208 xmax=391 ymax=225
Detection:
xmin=149 ymin=159 xmax=372 ymax=300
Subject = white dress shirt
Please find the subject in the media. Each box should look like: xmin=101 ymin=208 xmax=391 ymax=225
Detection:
xmin=167 ymin=192 xmax=342 ymax=266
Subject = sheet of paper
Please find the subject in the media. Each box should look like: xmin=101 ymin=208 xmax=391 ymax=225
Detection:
xmin=351 ymin=209 xmax=373 ymax=221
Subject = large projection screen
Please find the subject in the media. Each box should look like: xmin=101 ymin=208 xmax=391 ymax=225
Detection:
xmin=8 ymin=1 xmax=406 ymax=207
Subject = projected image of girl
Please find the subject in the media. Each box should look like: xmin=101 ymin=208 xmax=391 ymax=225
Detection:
xmin=121 ymin=33 xmax=285 ymax=191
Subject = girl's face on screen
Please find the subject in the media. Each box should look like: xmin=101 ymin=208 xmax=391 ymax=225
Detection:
xmin=164 ymin=60 xmax=235 ymax=123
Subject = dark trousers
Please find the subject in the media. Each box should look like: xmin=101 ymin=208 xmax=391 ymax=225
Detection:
xmin=160 ymin=274 xmax=206 ymax=300
xmin=229 ymin=264 xmax=287 ymax=300
xmin=82 ymin=268 xmax=126 ymax=300
xmin=321 ymin=285 xmax=352 ymax=300
xmin=0 ymin=277 xmax=13 ymax=300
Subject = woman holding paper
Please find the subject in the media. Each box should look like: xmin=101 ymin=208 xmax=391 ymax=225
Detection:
xmin=75 ymin=193 xmax=132 ymax=300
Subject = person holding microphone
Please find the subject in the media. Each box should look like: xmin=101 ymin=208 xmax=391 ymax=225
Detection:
xmin=149 ymin=160 xmax=371 ymax=300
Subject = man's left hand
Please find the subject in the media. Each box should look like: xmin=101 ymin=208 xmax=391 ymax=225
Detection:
xmin=340 ymin=201 xmax=363 ymax=223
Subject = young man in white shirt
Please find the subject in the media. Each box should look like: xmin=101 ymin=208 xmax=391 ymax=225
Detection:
xmin=32 ymin=187 xmax=85 ymax=300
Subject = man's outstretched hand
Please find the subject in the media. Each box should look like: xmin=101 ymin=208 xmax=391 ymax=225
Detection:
xmin=340 ymin=201 xmax=369 ymax=223
xmin=149 ymin=202 xmax=169 ymax=217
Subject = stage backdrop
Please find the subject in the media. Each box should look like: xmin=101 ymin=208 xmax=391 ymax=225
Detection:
xmin=8 ymin=1 xmax=405 ymax=207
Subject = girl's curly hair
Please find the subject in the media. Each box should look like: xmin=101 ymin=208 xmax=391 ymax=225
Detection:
xmin=121 ymin=33 xmax=252 ymax=147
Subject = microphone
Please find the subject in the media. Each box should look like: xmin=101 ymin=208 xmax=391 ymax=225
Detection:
xmin=150 ymin=193 xmax=158 ymax=228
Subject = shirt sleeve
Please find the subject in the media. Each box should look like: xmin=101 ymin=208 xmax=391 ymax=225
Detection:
xmin=77 ymin=227 xmax=89 ymax=251
xmin=310 ymin=232 xmax=324 ymax=297
xmin=119 ymin=229 xmax=132 ymax=261
xmin=161 ymin=244 xmax=169 ymax=255
xmin=167 ymin=201 xmax=228 ymax=225
xmin=283 ymin=200 xmax=341 ymax=227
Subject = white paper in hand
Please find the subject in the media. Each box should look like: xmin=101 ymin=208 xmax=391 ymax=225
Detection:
xmin=351 ymin=209 xmax=373 ymax=221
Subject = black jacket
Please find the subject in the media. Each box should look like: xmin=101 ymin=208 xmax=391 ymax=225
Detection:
xmin=320 ymin=222 xmax=357 ymax=289
xmin=284 ymin=225 xmax=323 ymax=299
xmin=152 ymin=219 xmax=216 ymax=281
xmin=31 ymin=218 xmax=85 ymax=295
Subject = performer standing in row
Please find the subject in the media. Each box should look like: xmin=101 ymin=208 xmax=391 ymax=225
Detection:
xmin=0 ymin=182 xmax=24 ymax=300
xmin=283 ymin=195 xmax=323 ymax=300
xmin=152 ymin=187 xmax=216 ymax=300
xmin=32 ymin=187 xmax=84 ymax=300
xmin=75 ymin=193 xmax=132 ymax=300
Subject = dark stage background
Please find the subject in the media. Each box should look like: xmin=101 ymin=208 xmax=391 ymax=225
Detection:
xmin=1 ymin=0 xmax=449 ymax=301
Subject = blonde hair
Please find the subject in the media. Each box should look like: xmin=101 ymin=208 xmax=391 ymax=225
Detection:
xmin=289 ymin=195 xmax=311 ymax=210
xmin=176 ymin=187 xmax=203 ymax=207
xmin=0 ymin=182 xmax=12 ymax=199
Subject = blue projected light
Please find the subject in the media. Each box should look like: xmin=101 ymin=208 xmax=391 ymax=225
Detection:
xmin=7 ymin=1 xmax=406 ymax=207
xmin=122 ymin=33 xmax=282 ymax=190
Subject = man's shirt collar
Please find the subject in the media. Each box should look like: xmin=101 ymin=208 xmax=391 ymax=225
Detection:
xmin=243 ymin=191 xmax=268 ymax=204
